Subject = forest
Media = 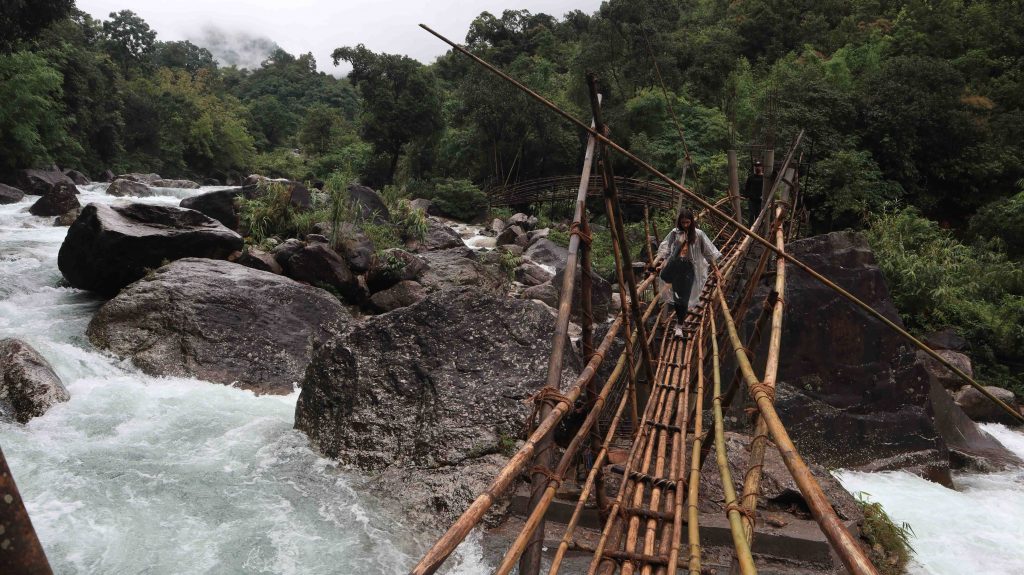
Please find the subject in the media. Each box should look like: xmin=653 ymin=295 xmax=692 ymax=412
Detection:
xmin=2 ymin=0 xmax=1022 ymax=390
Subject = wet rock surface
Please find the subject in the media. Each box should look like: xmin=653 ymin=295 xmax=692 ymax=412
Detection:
xmin=179 ymin=187 xmax=253 ymax=229
xmin=295 ymin=287 xmax=579 ymax=525
xmin=0 ymin=338 xmax=71 ymax=423
xmin=17 ymin=168 xmax=75 ymax=196
xmin=88 ymin=259 xmax=349 ymax=394
xmin=57 ymin=203 xmax=243 ymax=296
xmin=417 ymin=248 xmax=504 ymax=294
xmin=29 ymin=181 xmax=80 ymax=217
xmin=0 ymin=183 xmax=25 ymax=204
xmin=106 ymin=178 xmax=153 ymax=197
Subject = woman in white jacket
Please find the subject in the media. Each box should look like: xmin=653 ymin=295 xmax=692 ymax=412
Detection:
xmin=656 ymin=208 xmax=722 ymax=337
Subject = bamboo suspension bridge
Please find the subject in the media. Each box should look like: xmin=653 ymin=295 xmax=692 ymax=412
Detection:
xmin=406 ymin=25 xmax=1023 ymax=575
xmin=3 ymin=24 xmax=1022 ymax=575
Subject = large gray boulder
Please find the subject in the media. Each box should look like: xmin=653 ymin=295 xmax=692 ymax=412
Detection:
xmin=63 ymin=169 xmax=90 ymax=185
xmin=116 ymin=173 xmax=162 ymax=184
xmin=418 ymin=248 xmax=504 ymax=294
xmin=408 ymin=219 xmax=464 ymax=253
xmin=152 ymin=179 xmax=200 ymax=189
xmin=274 ymin=240 xmax=361 ymax=303
xmin=0 ymin=183 xmax=26 ymax=204
xmin=294 ymin=287 xmax=579 ymax=524
xmin=106 ymin=178 xmax=154 ymax=197
xmin=179 ymin=187 xmax=253 ymax=229
xmin=88 ymin=259 xmax=350 ymax=394
xmin=29 ymin=180 xmax=80 ymax=217
xmin=369 ymin=280 xmax=426 ymax=312
xmin=365 ymin=248 xmax=428 ymax=293
xmin=552 ymin=265 xmax=613 ymax=321
xmin=0 ymin=339 xmax=70 ymax=423
xmin=17 ymin=168 xmax=75 ymax=195
xmin=57 ymin=203 xmax=243 ymax=297
xmin=524 ymin=238 xmax=567 ymax=268
xmin=954 ymin=385 xmax=1021 ymax=426
xmin=347 ymin=184 xmax=389 ymax=223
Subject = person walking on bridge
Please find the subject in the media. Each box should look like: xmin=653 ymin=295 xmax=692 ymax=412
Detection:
xmin=743 ymin=160 xmax=765 ymax=226
xmin=656 ymin=208 xmax=722 ymax=338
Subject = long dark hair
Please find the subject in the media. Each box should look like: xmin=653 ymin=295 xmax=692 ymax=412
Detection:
xmin=676 ymin=208 xmax=696 ymax=245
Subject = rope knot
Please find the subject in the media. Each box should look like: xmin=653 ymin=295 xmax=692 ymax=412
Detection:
xmin=749 ymin=382 xmax=776 ymax=404
xmin=529 ymin=465 xmax=563 ymax=489
xmin=724 ymin=503 xmax=756 ymax=522
xmin=569 ymin=221 xmax=593 ymax=245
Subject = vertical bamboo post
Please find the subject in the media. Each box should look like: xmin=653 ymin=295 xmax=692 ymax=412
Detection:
xmin=581 ymin=207 xmax=595 ymax=362
xmin=727 ymin=149 xmax=742 ymax=220
xmin=519 ymin=96 xmax=603 ymax=575
xmin=760 ymin=149 xmax=774 ymax=215
xmin=0 ymin=447 xmax=53 ymax=575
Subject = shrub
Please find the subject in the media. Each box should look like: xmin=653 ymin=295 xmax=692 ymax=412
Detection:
xmin=855 ymin=493 xmax=914 ymax=575
xmin=237 ymin=181 xmax=327 ymax=245
xmin=968 ymin=189 xmax=1024 ymax=259
xmin=425 ymin=178 xmax=487 ymax=222
xmin=867 ymin=207 xmax=1024 ymax=393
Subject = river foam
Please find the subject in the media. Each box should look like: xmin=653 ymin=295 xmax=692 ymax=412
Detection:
xmin=0 ymin=186 xmax=489 ymax=573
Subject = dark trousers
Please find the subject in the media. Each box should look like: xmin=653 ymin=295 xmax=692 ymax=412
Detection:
xmin=669 ymin=262 xmax=695 ymax=324
xmin=746 ymin=196 xmax=761 ymax=226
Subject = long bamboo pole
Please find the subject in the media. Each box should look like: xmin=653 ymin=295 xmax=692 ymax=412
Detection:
xmin=713 ymin=280 xmax=880 ymax=575
xmin=737 ymin=203 xmax=788 ymax=547
xmin=417 ymin=23 xmax=1023 ymax=425
xmin=684 ymin=327 xmax=707 ymax=574
xmin=710 ymin=314 xmax=758 ymax=575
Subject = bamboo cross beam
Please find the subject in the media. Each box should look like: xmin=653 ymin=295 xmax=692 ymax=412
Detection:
xmin=417 ymin=23 xmax=1023 ymax=424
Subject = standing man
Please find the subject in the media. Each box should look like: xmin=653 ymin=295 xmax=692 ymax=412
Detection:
xmin=743 ymin=160 xmax=765 ymax=226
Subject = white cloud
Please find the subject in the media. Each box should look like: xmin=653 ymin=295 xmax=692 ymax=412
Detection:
xmin=76 ymin=0 xmax=602 ymax=74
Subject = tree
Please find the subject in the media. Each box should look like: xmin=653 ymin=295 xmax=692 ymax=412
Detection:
xmin=332 ymin=44 xmax=442 ymax=184
xmin=0 ymin=0 xmax=74 ymax=52
xmin=152 ymin=40 xmax=216 ymax=76
xmin=0 ymin=51 xmax=79 ymax=173
xmin=102 ymin=10 xmax=156 ymax=72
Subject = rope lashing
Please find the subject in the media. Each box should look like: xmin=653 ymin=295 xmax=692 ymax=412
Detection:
xmin=749 ymin=382 xmax=777 ymax=404
xmin=724 ymin=502 xmax=756 ymax=522
xmin=569 ymin=221 xmax=593 ymax=245
xmin=530 ymin=465 xmax=564 ymax=489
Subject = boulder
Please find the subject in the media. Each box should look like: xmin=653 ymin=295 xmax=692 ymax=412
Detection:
xmin=0 ymin=183 xmax=25 ymax=204
xmin=63 ymin=169 xmax=90 ymax=185
xmin=236 ymin=247 xmax=283 ymax=275
xmin=409 ymin=219 xmax=464 ymax=252
xmin=740 ymin=231 xmax=983 ymax=479
xmin=179 ymin=187 xmax=254 ymax=230
xmin=329 ymin=222 xmax=375 ymax=273
xmin=507 ymin=213 xmax=530 ymax=230
xmin=552 ymin=265 xmax=613 ymax=321
xmin=417 ymin=248 xmax=504 ymax=294
xmin=954 ymin=385 xmax=1021 ymax=426
xmin=917 ymin=349 xmax=974 ymax=391
xmin=524 ymin=238 xmax=567 ymax=268
xmin=515 ymin=261 xmax=553 ymax=286
xmin=922 ymin=328 xmax=968 ymax=352
xmin=698 ymin=431 xmax=862 ymax=522
xmin=116 ymin=173 xmax=161 ymax=184
xmin=369 ymin=280 xmax=427 ymax=312
xmin=274 ymin=241 xmax=361 ymax=302
xmin=242 ymin=174 xmax=265 ymax=187
xmin=57 ymin=203 xmax=243 ymax=297
xmin=497 ymin=244 xmax=524 ymax=258
xmin=152 ymin=179 xmax=201 ymax=189
xmin=409 ymin=198 xmax=434 ymax=214
xmin=521 ymin=282 xmax=559 ymax=310
xmin=527 ymin=228 xmax=550 ymax=245
xmin=348 ymin=184 xmax=389 ymax=223
xmin=100 ymin=169 xmax=115 ymax=183
xmin=294 ymin=287 xmax=579 ymax=525
xmin=927 ymin=378 xmax=1022 ymax=472
xmin=238 ymin=178 xmax=311 ymax=209
xmin=496 ymin=225 xmax=525 ymax=247
xmin=489 ymin=218 xmax=506 ymax=235
xmin=17 ymin=168 xmax=75 ymax=196
xmin=0 ymin=339 xmax=70 ymax=423
xmin=29 ymin=181 xmax=80 ymax=217
xmin=202 ymin=177 xmax=221 ymax=186
xmin=87 ymin=259 xmax=350 ymax=394
xmin=366 ymin=249 xmax=428 ymax=293
xmin=52 ymin=207 xmax=81 ymax=227
xmin=106 ymin=178 xmax=154 ymax=197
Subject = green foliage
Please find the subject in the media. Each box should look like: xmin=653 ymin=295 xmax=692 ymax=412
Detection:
xmin=0 ymin=51 xmax=78 ymax=172
xmin=237 ymin=181 xmax=326 ymax=244
xmin=803 ymin=149 xmax=902 ymax=231
xmin=498 ymin=250 xmax=523 ymax=284
xmin=102 ymin=10 xmax=156 ymax=72
xmin=423 ymin=178 xmax=487 ymax=222
xmin=968 ymin=190 xmax=1024 ymax=259
xmin=867 ymin=207 xmax=1024 ymax=393
xmin=855 ymin=492 xmax=915 ymax=575
xmin=0 ymin=0 xmax=74 ymax=52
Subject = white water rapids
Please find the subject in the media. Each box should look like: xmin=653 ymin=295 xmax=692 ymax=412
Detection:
xmin=0 ymin=185 xmax=487 ymax=574
xmin=2 ymin=184 xmax=1022 ymax=573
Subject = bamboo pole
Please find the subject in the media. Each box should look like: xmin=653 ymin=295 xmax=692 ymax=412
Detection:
xmin=713 ymin=280 xmax=880 ymax=575
xmin=737 ymin=203 xmax=788 ymax=547
xmin=727 ymin=149 xmax=742 ymax=220
xmin=417 ymin=24 xmax=1022 ymax=426
xmin=684 ymin=327 xmax=707 ymax=574
xmin=709 ymin=314 xmax=758 ymax=575
xmin=521 ymin=98 xmax=603 ymax=575
xmin=582 ymin=206 xmax=596 ymax=362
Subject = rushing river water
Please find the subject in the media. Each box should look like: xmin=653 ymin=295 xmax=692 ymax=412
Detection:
xmin=0 ymin=185 xmax=486 ymax=574
xmin=2 ymin=184 xmax=1022 ymax=574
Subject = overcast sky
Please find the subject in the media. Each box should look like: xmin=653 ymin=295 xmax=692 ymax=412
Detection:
xmin=77 ymin=1 xmax=604 ymax=74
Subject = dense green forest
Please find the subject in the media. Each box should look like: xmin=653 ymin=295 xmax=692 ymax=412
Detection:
xmin=2 ymin=0 xmax=1022 ymax=390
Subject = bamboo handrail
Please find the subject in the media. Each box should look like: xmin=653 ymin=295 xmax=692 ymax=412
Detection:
xmin=709 ymin=314 xmax=758 ymax=575
xmin=418 ymin=23 xmax=1023 ymax=425
xmin=713 ymin=279 xmax=880 ymax=575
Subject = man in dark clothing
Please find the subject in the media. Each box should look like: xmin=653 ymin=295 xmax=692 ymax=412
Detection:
xmin=743 ymin=161 xmax=765 ymax=226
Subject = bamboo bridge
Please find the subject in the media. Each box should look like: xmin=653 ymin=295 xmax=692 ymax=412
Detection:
xmin=408 ymin=25 xmax=1024 ymax=575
